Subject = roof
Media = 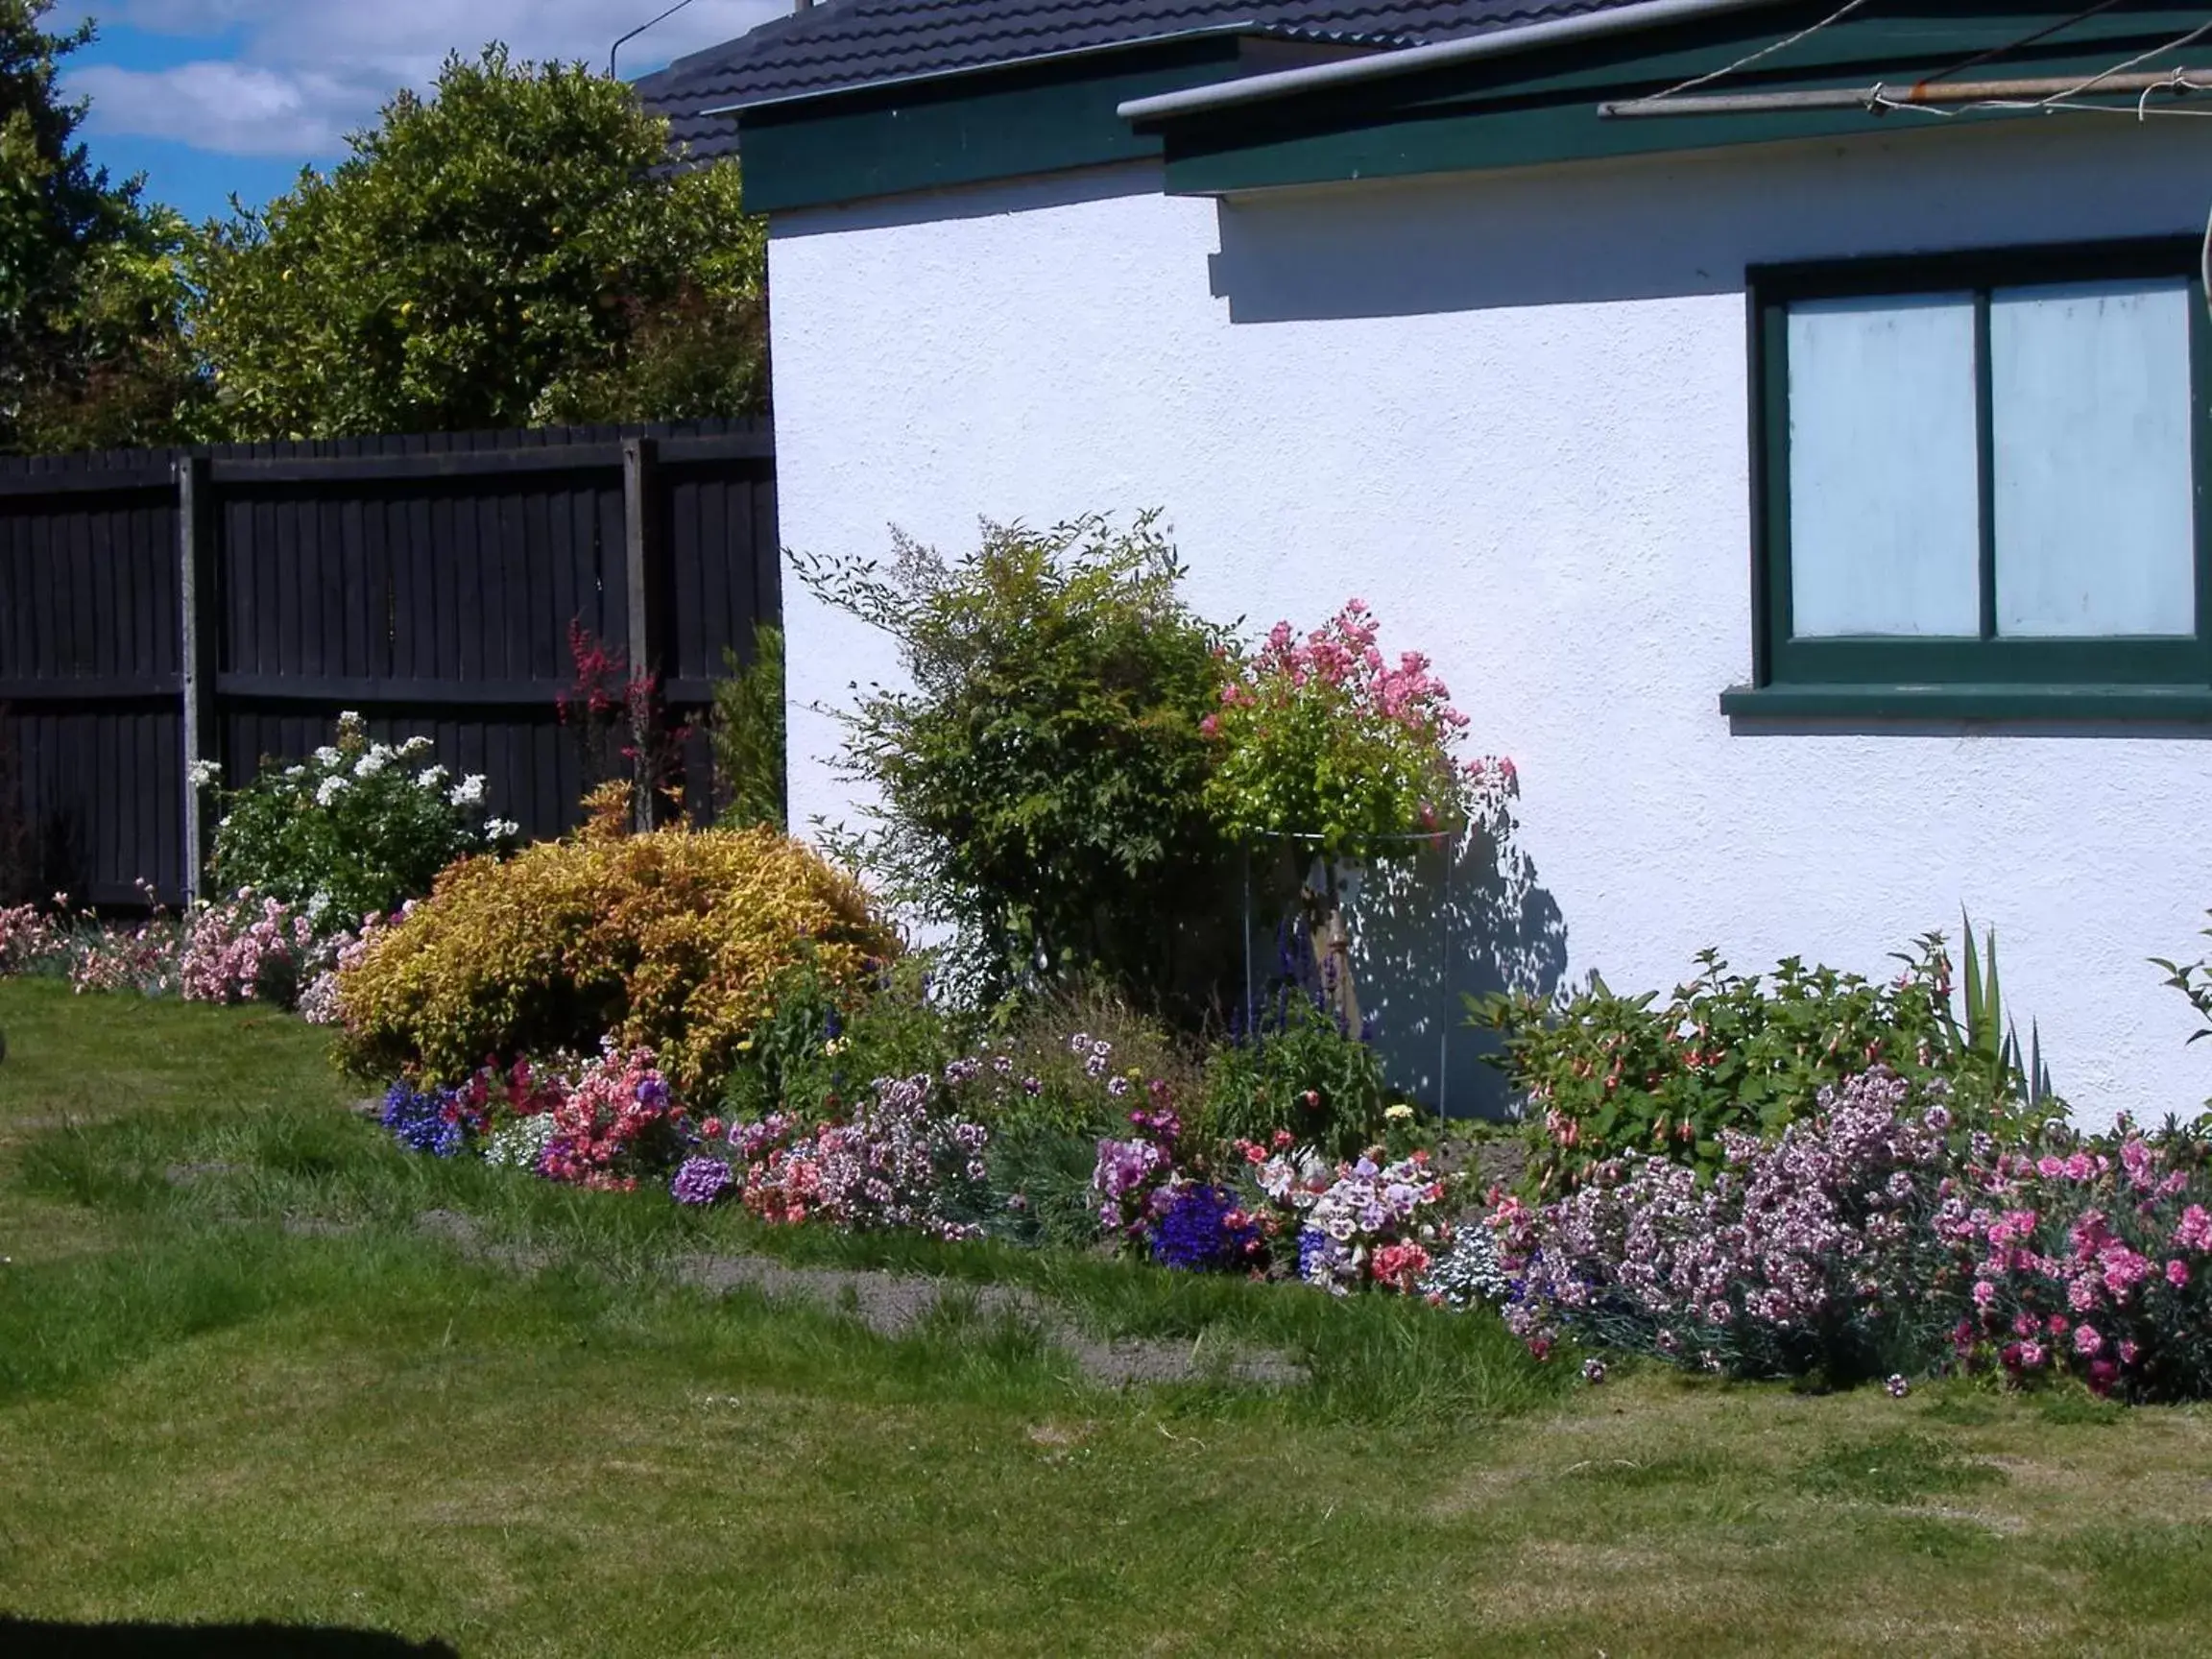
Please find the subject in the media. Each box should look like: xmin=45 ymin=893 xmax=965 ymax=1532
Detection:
xmin=637 ymin=0 xmax=1645 ymax=160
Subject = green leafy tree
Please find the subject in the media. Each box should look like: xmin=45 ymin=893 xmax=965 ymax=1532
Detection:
xmin=1 ymin=1 xmax=200 ymax=452
xmin=800 ymin=514 xmax=1238 ymax=1014
xmin=192 ymin=44 xmax=766 ymax=439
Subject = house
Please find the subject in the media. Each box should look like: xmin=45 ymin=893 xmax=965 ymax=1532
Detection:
xmin=642 ymin=0 xmax=2212 ymax=1122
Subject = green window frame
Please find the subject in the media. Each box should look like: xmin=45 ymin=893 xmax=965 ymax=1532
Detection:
xmin=1724 ymin=236 xmax=2212 ymax=722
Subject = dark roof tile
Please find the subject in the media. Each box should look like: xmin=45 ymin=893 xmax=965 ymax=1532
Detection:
xmin=639 ymin=0 xmax=1628 ymax=160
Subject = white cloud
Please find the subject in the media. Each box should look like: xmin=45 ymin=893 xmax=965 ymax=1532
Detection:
xmin=60 ymin=0 xmax=785 ymax=158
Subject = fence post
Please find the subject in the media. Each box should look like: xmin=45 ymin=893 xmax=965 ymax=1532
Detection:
xmin=176 ymin=454 xmax=217 ymax=901
xmin=621 ymin=436 xmax=662 ymax=831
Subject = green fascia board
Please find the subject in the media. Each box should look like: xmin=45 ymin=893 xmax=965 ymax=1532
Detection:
xmin=736 ymin=36 xmax=1258 ymax=213
xmin=1719 ymin=684 xmax=2212 ymax=722
xmin=1152 ymin=1 xmax=2212 ymax=195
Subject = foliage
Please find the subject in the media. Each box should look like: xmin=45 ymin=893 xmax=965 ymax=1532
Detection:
xmin=1 ymin=2 xmax=200 ymax=452
xmin=330 ymin=814 xmax=895 ymax=1099
xmin=718 ymin=953 xmax=963 ymax=1125
xmin=189 ymin=45 xmax=766 ymax=440
xmin=1958 ymin=911 xmax=2055 ymax=1113
xmin=1200 ymin=983 xmax=1392 ymax=1164
xmin=207 ymin=713 xmax=513 ymax=929
xmin=1203 ymin=599 xmax=1506 ymax=856
xmin=1471 ymin=938 xmax=2040 ymax=1192
xmin=798 ymin=513 xmax=1235 ymax=1010
xmin=558 ymin=623 xmax=691 ymax=828
xmin=711 ymin=623 xmax=786 ymax=830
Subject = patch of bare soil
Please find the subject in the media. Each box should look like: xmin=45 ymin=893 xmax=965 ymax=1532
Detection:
xmin=674 ymin=1250 xmax=1306 ymax=1389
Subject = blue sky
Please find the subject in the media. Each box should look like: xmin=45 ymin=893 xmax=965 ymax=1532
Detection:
xmin=53 ymin=1 xmax=783 ymax=223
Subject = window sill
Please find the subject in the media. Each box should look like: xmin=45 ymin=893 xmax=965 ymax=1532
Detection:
xmin=1719 ymin=683 xmax=2212 ymax=723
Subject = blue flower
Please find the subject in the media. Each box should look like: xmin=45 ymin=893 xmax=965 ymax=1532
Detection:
xmin=381 ymin=1081 xmax=464 ymax=1158
xmin=1148 ymin=1184 xmax=1260 ymax=1272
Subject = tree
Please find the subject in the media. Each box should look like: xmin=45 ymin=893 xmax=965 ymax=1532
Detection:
xmin=193 ymin=45 xmax=767 ymax=440
xmin=0 ymin=1 xmax=200 ymax=452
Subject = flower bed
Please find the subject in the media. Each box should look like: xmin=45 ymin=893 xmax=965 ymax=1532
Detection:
xmin=1486 ymin=1069 xmax=2212 ymax=1400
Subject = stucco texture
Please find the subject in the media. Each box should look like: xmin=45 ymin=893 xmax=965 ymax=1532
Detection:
xmin=766 ymin=116 xmax=2212 ymax=1123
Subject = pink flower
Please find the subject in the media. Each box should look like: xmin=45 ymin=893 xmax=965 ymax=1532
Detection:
xmin=2119 ymin=1339 xmax=2141 ymax=1364
xmin=2074 ymin=1324 xmax=2103 ymax=1357
xmin=1970 ymin=1279 xmax=1996 ymax=1309
xmin=2176 ymin=1204 xmax=2212 ymax=1253
xmin=2167 ymin=1258 xmax=2190 ymax=1288
xmin=2019 ymin=1341 xmax=2047 ymax=1368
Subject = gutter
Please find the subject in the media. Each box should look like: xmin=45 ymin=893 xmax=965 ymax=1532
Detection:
xmin=1116 ymin=0 xmax=1795 ymax=123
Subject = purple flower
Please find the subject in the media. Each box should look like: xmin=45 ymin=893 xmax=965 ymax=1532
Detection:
xmin=670 ymin=1156 xmax=734 ymax=1206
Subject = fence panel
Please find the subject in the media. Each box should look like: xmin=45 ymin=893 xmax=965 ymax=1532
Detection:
xmin=0 ymin=420 xmax=777 ymax=906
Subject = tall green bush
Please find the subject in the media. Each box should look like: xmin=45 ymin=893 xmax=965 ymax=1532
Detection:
xmin=798 ymin=513 xmax=1235 ymax=1012
xmin=1471 ymin=938 xmax=2041 ymax=1192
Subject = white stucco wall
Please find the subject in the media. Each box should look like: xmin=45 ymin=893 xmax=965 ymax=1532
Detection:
xmin=767 ymin=115 xmax=2212 ymax=1124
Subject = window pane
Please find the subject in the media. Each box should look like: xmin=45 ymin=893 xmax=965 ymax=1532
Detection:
xmin=1787 ymin=295 xmax=1983 ymax=637
xmin=1991 ymin=277 xmax=2195 ymax=637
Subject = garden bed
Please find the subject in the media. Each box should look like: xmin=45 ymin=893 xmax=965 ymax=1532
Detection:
xmin=3 ymin=984 xmax=2211 ymax=1656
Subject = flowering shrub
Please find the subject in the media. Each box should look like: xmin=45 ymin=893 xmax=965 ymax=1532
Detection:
xmin=1204 ymin=599 xmax=1508 ymax=855
xmin=330 ymin=814 xmax=895 ymax=1098
xmin=298 ymin=909 xmax=395 ymax=1025
xmin=1419 ymin=1227 xmax=1511 ymax=1311
xmin=0 ymin=902 xmax=62 ymax=975
xmin=726 ymin=1072 xmax=991 ymax=1240
xmin=207 ymin=711 xmax=513 ymax=931
xmin=1471 ymin=941 xmax=2033 ymax=1192
xmin=540 ymin=1045 xmax=687 ymax=1190
xmin=380 ymin=1078 xmax=479 ymax=1158
xmin=671 ymin=1155 xmax=735 ymax=1206
xmin=178 ymin=893 xmax=318 ymax=1005
xmin=1242 ymin=1142 xmax=1455 ymax=1295
xmin=1486 ymin=1068 xmax=2212 ymax=1398
xmin=1943 ymin=1127 xmax=2212 ymax=1400
xmin=1491 ymin=1069 xmax=1958 ymax=1378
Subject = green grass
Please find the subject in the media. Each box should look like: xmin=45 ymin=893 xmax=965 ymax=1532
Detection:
xmin=3 ymin=978 xmax=2212 ymax=1655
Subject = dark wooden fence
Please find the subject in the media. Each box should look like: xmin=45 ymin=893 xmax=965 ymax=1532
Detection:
xmin=0 ymin=420 xmax=776 ymax=905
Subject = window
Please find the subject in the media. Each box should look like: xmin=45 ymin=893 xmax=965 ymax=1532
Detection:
xmin=1727 ymin=239 xmax=2212 ymax=720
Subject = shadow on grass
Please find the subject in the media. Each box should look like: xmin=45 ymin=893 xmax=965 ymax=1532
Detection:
xmin=0 ymin=1620 xmax=456 ymax=1657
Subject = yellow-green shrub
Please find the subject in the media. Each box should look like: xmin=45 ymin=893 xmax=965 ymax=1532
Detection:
xmin=333 ymin=816 xmax=895 ymax=1098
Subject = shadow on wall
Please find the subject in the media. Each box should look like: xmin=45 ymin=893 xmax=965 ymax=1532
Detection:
xmin=1206 ymin=168 xmax=1743 ymax=325
xmin=1347 ymin=815 xmax=1568 ymax=1121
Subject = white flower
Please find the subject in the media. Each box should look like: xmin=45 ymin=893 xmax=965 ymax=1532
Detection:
xmin=336 ymin=710 xmax=366 ymax=737
xmin=449 ymin=775 xmax=487 ymax=807
xmin=312 ymin=746 xmax=341 ymax=767
xmin=284 ymin=765 xmax=306 ymax=781
xmin=415 ymin=766 xmax=447 ymax=789
xmin=306 ymin=890 xmax=333 ymax=923
xmin=483 ymin=817 xmax=519 ymax=840
xmin=185 ymin=759 xmax=222 ymax=790
xmin=399 ymin=734 xmax=434 ymax=757
xmin=354 ymin=749 xmax=389 ymax=779
xmin=315 ymin=776 xmax=347 ymax=807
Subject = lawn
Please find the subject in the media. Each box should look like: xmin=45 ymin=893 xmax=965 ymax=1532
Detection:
xmin=1 ymin=980 xmax=2208 ymax=1656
